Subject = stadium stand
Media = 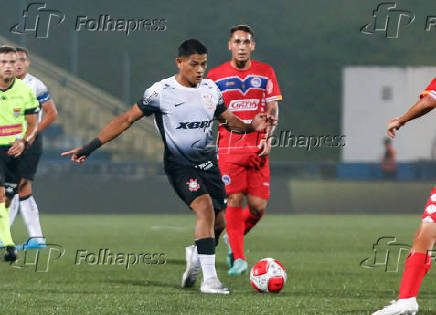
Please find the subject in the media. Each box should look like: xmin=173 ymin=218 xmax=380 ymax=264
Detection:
xmin=0 ymin=35 xmax=163 ymax=162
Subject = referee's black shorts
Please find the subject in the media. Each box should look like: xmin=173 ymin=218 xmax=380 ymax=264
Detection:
xmin=17 ymin=133 xmax=42 ymax=181
xmin=165 ymin=163 xmax=227 ymax=214
xmin=1 ymin=136 xmax=42 ymax=198
xmin=0 ymin=146 xmax=21 ymax=189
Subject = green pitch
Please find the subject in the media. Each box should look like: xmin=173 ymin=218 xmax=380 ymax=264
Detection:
xmin=0 ymin=214 xmax=434 ymax=314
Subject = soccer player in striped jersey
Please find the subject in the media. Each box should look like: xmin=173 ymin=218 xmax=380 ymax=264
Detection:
xmin=373 ymin=79 xmax=436 ymax=315
xmin=7 ymin=47 xmax=58 ymax=249
xmin=207 ymin=25 xmax=282 ymax=275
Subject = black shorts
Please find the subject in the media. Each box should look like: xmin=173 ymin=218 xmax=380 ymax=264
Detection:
xmin=17 ymin=134 xmax=42 ymax=181
xmin=4 ymin=166 xmax=19 ymax=199
xmin=0 ymin=146 xmax=21 ymax=190
xmin=165 ymin=163 xmax=227 ymax=213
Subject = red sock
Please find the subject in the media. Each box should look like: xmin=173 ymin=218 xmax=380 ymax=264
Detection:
xmin=225 ymin=206 xmax=245 ymax=261
xmin=398 ymin=252 xmax=431 ymax=299
xmin=242 ymin=206 xmax=263 ymax=235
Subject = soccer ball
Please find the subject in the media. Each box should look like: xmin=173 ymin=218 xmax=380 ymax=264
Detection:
xmin=250 ymin=258 xmax=287 ymax=293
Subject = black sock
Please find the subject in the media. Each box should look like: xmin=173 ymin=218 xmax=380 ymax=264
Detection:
xmin=195 ymin=237 xmax=215 ymax=255
xmin=19 ymin=194 xmax=32 ymax=201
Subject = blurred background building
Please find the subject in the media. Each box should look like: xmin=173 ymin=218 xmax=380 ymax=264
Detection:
xmin=2 ymin=0 xmax=436 ymax=214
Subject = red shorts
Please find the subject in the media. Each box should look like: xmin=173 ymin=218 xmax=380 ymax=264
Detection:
xmin=218 ymin=153 xmax=270 ymax=200
xmin=422 ymin=186 xmax=436 ymax=223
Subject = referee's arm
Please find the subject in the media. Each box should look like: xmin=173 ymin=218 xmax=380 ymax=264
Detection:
xmin=8 ymin=113 xmax=38 ymax=157
xmin=61 ymin=104 xmax=144 ymax=163
xmin=38 ymin=99 xmax=58 ymax=133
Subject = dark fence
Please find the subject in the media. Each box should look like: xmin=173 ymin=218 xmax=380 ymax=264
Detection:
xmin=32 ymin=161 xmax=436 ymax=214
xmin=38 ymin=160 xmax=436 ymax=181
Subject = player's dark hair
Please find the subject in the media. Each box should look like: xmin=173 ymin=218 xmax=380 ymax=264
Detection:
xmin=230 ymin=24 xmax=254 ymax=37
xmin=16 ymin=47 xmax=29 ymax=56
xmin=178 ymin=39 xmax=207 ymax=57
xmin=0 ymin=46 xmax=16 ymax=54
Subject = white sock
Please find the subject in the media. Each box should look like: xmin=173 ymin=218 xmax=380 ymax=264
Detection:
xmin=9 ymin=194 xmax=19 ymax=226
xmin=20 ymin=196 xmax=44 ymax=241
xmin=198 ymin=254 xmax=218 ymax=281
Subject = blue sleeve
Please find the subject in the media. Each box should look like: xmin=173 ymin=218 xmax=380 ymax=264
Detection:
xmin=37 ymin=92 xmax=51 ymax=105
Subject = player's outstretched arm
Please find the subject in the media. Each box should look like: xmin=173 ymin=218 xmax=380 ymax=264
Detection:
xmin=218 ymin=110 xmax=276 ymax=133
xmin=8 ymin=113 xmax=38 ymax=157
xmin=387 ymin=95 xmax=436 ymax=138
xmin=38 ymin=100 xmax=58 ymax=133
xmin=61 ymin=104 xmax=144 ymax=163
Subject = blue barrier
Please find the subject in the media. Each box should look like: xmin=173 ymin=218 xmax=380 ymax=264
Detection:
xmin=35 ymin=157 xmax=436 ymax=181
xmin=337 ymin=163 xmax=436 ymax=181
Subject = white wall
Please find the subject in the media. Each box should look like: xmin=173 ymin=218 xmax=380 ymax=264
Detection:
xmin=342 ymin=67 xmax=436 ymax=162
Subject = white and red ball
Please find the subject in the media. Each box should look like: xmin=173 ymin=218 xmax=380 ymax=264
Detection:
xmin=250 ymin=258 xmax=287 ymax=293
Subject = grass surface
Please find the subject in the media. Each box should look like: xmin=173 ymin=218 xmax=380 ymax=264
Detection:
xmin=0 ymin=214 xmax=433 ymax=314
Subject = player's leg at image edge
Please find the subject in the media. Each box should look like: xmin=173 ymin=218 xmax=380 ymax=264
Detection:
xmin=0 ymin=199 xmax=17 ymax=262
xmin=372 ymin=249 xmax=428 ymax=315
xmin=0 ymin=186 xmax=17 ymax=247
xmin=372 ymin=187 xmax=436 ymax=315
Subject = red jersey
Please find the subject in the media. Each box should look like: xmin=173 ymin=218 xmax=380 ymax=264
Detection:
xmin=207 ymin=60 xmax=282 ymax=153
xmin=420 ymin=78 xmax=436 ymax=99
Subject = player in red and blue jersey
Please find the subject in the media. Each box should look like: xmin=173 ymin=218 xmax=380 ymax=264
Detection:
xmin=207 ymin=25 xmax=282 ymax=275
xmin=373 ymin=78 xmax=436 ymax=314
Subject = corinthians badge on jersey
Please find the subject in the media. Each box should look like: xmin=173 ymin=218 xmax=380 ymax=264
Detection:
xmin=202 ymin=94 xmax=215 ymax=110
xmin=186 ymin=178 xmax=200 ymax=192
xmin=13 ymin=108 xmax=21 ymax=118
